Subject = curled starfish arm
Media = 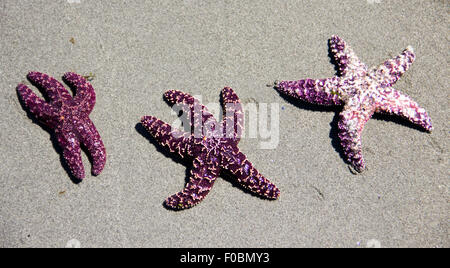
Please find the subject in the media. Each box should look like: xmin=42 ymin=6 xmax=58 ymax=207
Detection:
xmin=338 ymin=101 xmax=376 ymax=173
xmin=329 ymin=35 xmax=368 ymax=77
xmin=63 ymin=72 xmax=96 ymax=114
xmin=375 ymin=87 xmax=433 ymax=131
xmin=224 ymin=151 xmax=280 ymax=199
xmin=55 ymin=131 xmax=85 ymax=179
xmin=221 ymin=87 xmax=244 ymax=141
xmin=77 ymin=120 xmax=106 ymax=176
xmin=27 ymin=71 xmax=72 ymax=105
xmin=276 ymin=77 xmax=344 ymax=106
xmin=165 ymin=156 xmax=220 ymax=209
xmin=375 ymin=46 xmax=415 ymax=86
xmin=141 ymin=116 xmax=192 ymax=158
xmin=17 ymin=84 xmax=58 ymax=126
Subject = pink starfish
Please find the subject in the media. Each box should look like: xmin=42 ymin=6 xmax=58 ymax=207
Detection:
xmin=274 ymin=35 xmax=433 ymax=173
xmin=141 ymin=87 xmax=280 ymax=209
xmin=17 ymin=72 xmax=106 ymax=180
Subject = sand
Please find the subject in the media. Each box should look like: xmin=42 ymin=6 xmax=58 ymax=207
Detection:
xmin=0 ymin=0 xmax=448 ymax=247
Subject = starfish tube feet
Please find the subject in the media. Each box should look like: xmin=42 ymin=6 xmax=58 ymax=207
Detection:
xmin=17 ymin=71 xmax=106 ymax=180
xmin=141 ymin=88 xmax=279 ymax=209
xmin=275 ymin=36 xmax=432 ymax=173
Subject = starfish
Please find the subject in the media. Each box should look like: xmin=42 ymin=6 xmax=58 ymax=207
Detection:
xmin=274 ymin=35 xmax=433 ymax=173
xmin=17 ymin=72 xmax=106 ymax=180
xmin=140 ymin=87 xmax=280 ymax=209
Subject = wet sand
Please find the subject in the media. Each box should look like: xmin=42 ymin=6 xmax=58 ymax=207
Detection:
xmin=0 ymin=0 xmax=448 ymax=247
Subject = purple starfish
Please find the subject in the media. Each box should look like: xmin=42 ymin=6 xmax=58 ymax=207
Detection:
xmin=17 ymin=72 xmax=106 ymax=180
xmin=141 ymin=87 xmax=280 ymax=209
xmin=274 ymin=35 xmax=433 ymax=173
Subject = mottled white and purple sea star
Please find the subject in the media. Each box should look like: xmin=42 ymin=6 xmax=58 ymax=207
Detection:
xmin=141 ymin=88 xmax=280 ymax=209
xmin=274 ymin=35 xmax=433 ymax=173
xmin=17 ymin=72 xmax=106 ymax=180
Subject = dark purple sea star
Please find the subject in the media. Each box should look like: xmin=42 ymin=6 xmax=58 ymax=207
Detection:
xmin=17 ymin=72 xmax=106 ymax=180
xmin=141 ymin=87 xmax=280 ymax=209
xmin=274 ymin=35 xmax=433 ymax=173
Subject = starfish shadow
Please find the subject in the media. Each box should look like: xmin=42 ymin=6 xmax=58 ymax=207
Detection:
xmin=328 ymin=111 xmax=351 ymax=167
xmin=372 ymin=113 xmax=430 ymax=133
xmin=274 ymin=88 xmax=348 ymax=163
xmin=134 ymin=122 xmax=190 ymax=168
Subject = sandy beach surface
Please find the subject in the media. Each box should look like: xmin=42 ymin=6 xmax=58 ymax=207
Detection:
xmin=0 ymin=0 xmax=448 ymax=247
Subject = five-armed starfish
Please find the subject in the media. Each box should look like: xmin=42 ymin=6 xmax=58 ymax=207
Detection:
xmin=274 ymin=35 xmax=433 ymax=172
xmin=141 ymin=88 xmax=280 ymax=209
xmin=17 ymin=72 xmax=106 ymax=180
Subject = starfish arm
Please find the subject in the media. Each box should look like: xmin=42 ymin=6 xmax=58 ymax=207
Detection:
xmin=374 ymin=46 xmax=415 ymax=86
xmin=27 ymin=72 xmax=73 ymax=105
xmin=276 ymin=77 xmax=344 ymax=106
xmin=17 ymin=84 xmax=58 ymax=126
xmin=55 ymin=130 xmax=85 ymax=180
xmin=63 ymin=72 xmax=96 ymax=114
xmin=222 ymin=150 xmax=280 ymax=199
xmin=164 ymin=89 xmax=215 ymax=120
xmin=141 ymin=116 xmax=192 ymax=158
xmin=338 ymin=101 xmax=376 ymax=172
xmin=221 ymin=87 xmax=244 ymax=141
xmin=375 ymin=87 xmax=433 ymax=131
xmin=77 ymin=119 xmax=106 ymax=176
xmin=329 ymin=35 xmax=368 ymax=77
xmin=165 ymin=155 xmax=220 ymax=209
xmin=164 ymin=89 xmax=219 ymax=137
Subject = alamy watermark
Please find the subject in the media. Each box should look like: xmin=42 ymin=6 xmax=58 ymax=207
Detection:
xmin=169 ymin=96 xmax=280 ymax=149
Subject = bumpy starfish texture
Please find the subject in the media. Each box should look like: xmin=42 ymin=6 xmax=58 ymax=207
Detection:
xmin=275 ymin=35 xmax=432 ymax=172
xmin=17 ymin=72 xmax=106 ymax=180
xmin=141 ymin=87 xmax=280 ymax=209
